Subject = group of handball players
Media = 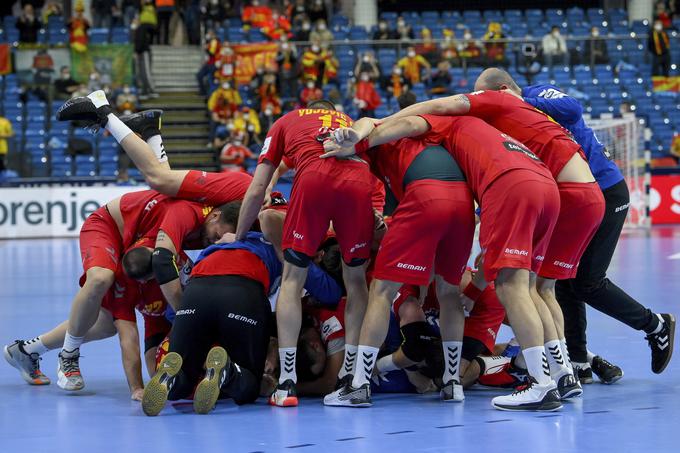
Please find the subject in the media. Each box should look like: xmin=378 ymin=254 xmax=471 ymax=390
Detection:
xmin=3 ymin=67 xmax=676 ymax=415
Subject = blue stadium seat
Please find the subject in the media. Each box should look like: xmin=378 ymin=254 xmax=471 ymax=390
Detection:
xmin=111 ymin=28 xmax=130 ymax=44
xmin=99 ymin=163 xmax=118 ymax=177
xmin=89 ymin=28 xmax=109 ymax=44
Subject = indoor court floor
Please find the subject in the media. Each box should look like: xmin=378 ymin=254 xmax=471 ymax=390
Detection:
xmin=1 ymin=228 xmax=679 ymax=452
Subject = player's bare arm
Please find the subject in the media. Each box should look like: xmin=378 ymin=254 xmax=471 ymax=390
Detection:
xmin=235 ymin=161 xmax=277 ymax=240
xmin=114 ymin=319 xmax=144 ymax=401
xmin=383 ymin=94 xmax=472 ymax=122
xmin=264 ymin=161 xmax=289 ymax=207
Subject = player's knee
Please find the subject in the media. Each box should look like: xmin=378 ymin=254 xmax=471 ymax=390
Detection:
xmin=400 ymin=321 xmax=436 ymax=363
xmin=398 ymin=300 xmax=426 ymax=325
xmin=85 ymin=267 xmax=114 ymax=293
xmin=283 ymin=248 xmax=311 ymax=268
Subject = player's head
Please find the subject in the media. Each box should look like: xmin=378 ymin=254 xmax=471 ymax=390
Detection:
xmin=122 ymin=246 xmax=154 ymax=282
xmin=397 ymin=91 xmax=417 ymax=110
xmin=297 ymin=313 xmax=327 ymax=380
xmin=315 ymin=241 xmax=343 ymax=288
xmin=474 ymin=68 xmax=522 ymax=95
xmin=307 ymin=99 xmax=335 ymax=111
xmin=202 ymin=200 xmax=242 ymax=246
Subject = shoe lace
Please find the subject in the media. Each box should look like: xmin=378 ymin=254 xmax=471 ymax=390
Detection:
xmin=512 ymin=380 xmax=535 ymax=395
xmin=60 ymin=354 xmax=80 ymax=375
xmin=28 ymin=353 xmax=42 ymax=375
xmin=596 ymin=357 xmax=616 ymax=368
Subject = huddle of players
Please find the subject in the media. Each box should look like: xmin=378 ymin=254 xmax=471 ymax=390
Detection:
xmin=4 ymin=66 xmax=676 ymax=414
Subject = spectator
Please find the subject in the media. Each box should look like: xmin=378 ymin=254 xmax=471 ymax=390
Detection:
xmin=397 ymin=90 xmax=417 ymax=109
xmin=42 ymin=1 xmax=63 ymax=23
xmin=373 ymin=20 xmax=395 ymax=41
xmin=327 ymin=87 xmax=344 ymax=110
xmin=352 ymin=71 xmax=381 ymax=118
xmin=0 ymin=114 xmax=14 ymax=175
xmin=241 ymin=107 xmax=262 ymax=145
xmin=32 ymin=48 xmax=54 ymax=98
xmin=290 ymin=0 xmax=308 ymax=26
xmin=202 ymin=0 xmax=226 ymax=31
xmin=394 ymin=16 xmax=414 ymax=41
xmin=68 ymin=3 xmax=90 ymax=53
xmin=16 ymin=4 xmax=42 ymax=43
xmin=656 ymin=1 xmax=673 ymax=28
xmin=397 ymin=46 xmax=431 ymax=84
xmin=87 ymin=71 xmax=104 ymax=92
xmin=185 ymin=0 xmax=203 ymax=44
xmin=54 ymin=66 xmax=80 ymax=100
xmin=208 ymin=81 xmax=242 ymax=141
xmin=242 ymin=0 xmax=272 ymax=30
xmin=262 ymin=8 xmax=292 ymax=40
xmin=299 ymin=79 xmax=322 ymax=107
xmin=215 ymin=45 xmax=237 ymax=84
xmin=91 ymin=0 xmax=115 ymax=29
xmin=219 ymin=135 xmax=255 ymax=172
xmin=307 ymin=0 xmax=327 ymax=23
xmin=309 ymin=19 xmax=333 ymax=47
xmin=156 ymin=0 xmax=175 ymax=45
xmin=649 ymin=19 xmax=671 ymax=77
xmin=320 ymin=45 xmax=338 ymax=85
xmin=584 ymin=26 xmax=608 ymax=66
xmin=294 ymin=17 xmax=312 ymax=41
xmin=382 ymin=64 xmax=410 ymax=102
xmin=115 ymin=85 xmax=138 ymax=115
xmin=429 ymin=60 xmax=452 ymax=95
xmin=196 ymin=30 xmax=221 ymax=95
xmin=483 ymin=22 xmax=507 ymax=66
xmin=122 ymin=0 xmax=139 ymax=28
xmin=259 ymin=102 xmax=277 ymax=138
xmin=276 ymin=41 xmax=299 ymax=98
xmin=354 ymin=51 xmax=380 ymax=80
xmin=415 ymin=28 xmax=440 ymax=66
xmin=133 ymin=16 xmax=157 ymax=99
xmin=139 ymin=0 xmax=158 ymax=33
xmin=440 ymin=29 xmax=459 ymax=66
xmin=542 ymin=26 xmax=569 ymax=67
xmin=458 ymin=29 xmax=482 ymax=65
xmin=258 ymin=71 xmax=281 ymax=114
xmin=301 ymin=43 xmax=325 ymax=84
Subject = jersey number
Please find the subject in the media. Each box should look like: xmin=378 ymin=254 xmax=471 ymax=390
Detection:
xmin=318 ymin=114 xmax=348 ymax=129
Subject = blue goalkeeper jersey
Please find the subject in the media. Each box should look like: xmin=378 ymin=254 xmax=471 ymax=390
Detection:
xmin=522 ymin=84 xmax=624 ymax=190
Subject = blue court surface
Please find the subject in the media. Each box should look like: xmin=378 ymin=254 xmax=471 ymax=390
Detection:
xmin=1 ymin=229 xmax=679 ymax=453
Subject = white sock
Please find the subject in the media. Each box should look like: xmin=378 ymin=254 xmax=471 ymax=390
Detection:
xmin=278 ymin=347 xmax=297 ymax=384
xmin=376 ymin=354 xmax=399 ymax=373
xmin=648 ymin=314 xmax=665 ymax=335
xmin=442 ymin=340 xmax=463 ymax=384
xmin=351 ymin=345 xmax=379 ymax=388
xmin=147 ymin=135 xmax=168 ymax=163
xmin=559 ymin=338 xmax=573 ymax=372
xmin=522 ymin=345 xmax=552 ymax=386
xmin=105 ymin=114 xmax=134 ymax=143
xmin=586 ymin=350 xmax=596 ymax=365
xmin=338 ymin=344 xmax=357 ymax=379
xmin=514 ymin=351 xmax=527 ymax=369
xmin=22 ymin=336 xmax=48 ymax=355
xmin=545 ymin=339 xmax=571 ymax=377
xmin=62 ymin=332 xmax=84 ymax=354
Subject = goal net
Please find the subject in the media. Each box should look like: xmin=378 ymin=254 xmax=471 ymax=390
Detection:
xmin=588 ymin=114 xmax=649 ymax=229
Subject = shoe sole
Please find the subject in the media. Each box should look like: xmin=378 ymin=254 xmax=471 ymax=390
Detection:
xmin=440 ymin=392 xmax=465 ymax=403
xmin=600 ymin=372 xmax=624 ymax=384
xmin=493 ymin=401 xmax=563 ymax=412
xmin=269 ymin=396 xmax=299 ymax=407
xmin=143 ymin=352 xmax=182 ymax=416
xmin=193 ymin=346 xmax=229 ymax=415
xmin=654 ymin=314 xmax=676 ymax=374
xmin=3 ymin=345 xmax=50 ymax=386
xmin=560 ymin=387 xmax=583 ymax=400
xmin=323 ymin=400 xmax=372 ymax=408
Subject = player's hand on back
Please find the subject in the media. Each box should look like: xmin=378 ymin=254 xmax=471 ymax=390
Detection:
xmin=217 ymin=232 xmax=237 ymax=244
xmin=331 ymin=127 xmax=361 ymax=146
xmin=321 ymin=140 xmax=357 ymax=159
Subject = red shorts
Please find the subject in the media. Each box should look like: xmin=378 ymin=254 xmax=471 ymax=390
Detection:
xmin=463 ymin=284 xmax=506 ymax=354
xmin=282 ymin=169 xmax=374 ymax=263
xmin=101 ymin=293 xmax=171 ymax=343
xmin=540 ymin=182 xmax=605 ymax=279
xmin=176 ymin=170 xmax=251 ymax=205
xmin=479 ymin=170 xmax=560 ymax=282
xmin=79 ymin=206 xmax=122 ymax=277
xmin=374 ymin=180 xmax=475 ymax=286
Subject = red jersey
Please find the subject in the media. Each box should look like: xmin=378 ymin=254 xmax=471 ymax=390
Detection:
xmin=465 ymin=90 xmax=585 ymax=178
xmin=258 ymin=108 xmax=369 ymax=180
xmin=102 ymin=268 xmax=168 ymax=324
xmin=191 ymin=249 xmax=270 ymax=291
xmin=421 ymin=115 xmax=552 ymax=201
xmin=371 ymin=176 xmax=386 ymax=213
xmin=306 ymin=298 xmax=347 ymax=347
xmin=367 ymin=137 xmax=432 ymax=201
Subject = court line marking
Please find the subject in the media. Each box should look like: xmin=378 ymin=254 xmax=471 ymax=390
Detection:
xmin=436 ymin=424 xmax=465 ymax=429
xmin=335 ymin=437 xmax=365 ymax=442
xmin=286 ymin=444 xmax=316 ymax=449
xmin=385 ymin=430 xmax=414 ymax=435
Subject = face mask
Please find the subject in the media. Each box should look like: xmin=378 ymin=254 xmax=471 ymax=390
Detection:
xmin=252 ymin=0 xmax=259 ymax=6
xmin=265 ymin=108 xmax=273 ymax=115
xmin=225 ymin=48 xmax=233 ymax=55
xmin=408 ymin=51 xmax=415 ymax=57
xmin=302 ymin=23 xmax=311 ymax=31
xmin=397 ymin=21 xmax=405 ymax=27
xmin=90 ymin=74 xmax=97 ymax=81
xmin=318 ymin=23 xmax=326 ymax=31
xmin=654 ymin=24 xmax=663 ymax=31
xmin=379 ymin=23 xmax=386 ymax=30
xmin=360 ymin=74 xmax=370 ymax=82
xmin=233 ymin=140 xmax=242 ymax=146
xmin=222 ymin=83 xmax=230 ymax=89
xmin=281 ymin=43 xmax=289 ymax=50
xmin=311 ymin=45 xmax=320 ymax=52
xmin=464 ymin=33 xmax=471 ymax=39
xmin=363 ymin=55 xmax=370 ymax=62
xmin=552 ymin=30 xmax=560 ymax=36
xmin=307 ymin=82 xmax=315 ymax=89
xmin=393 ymin=68 xmax=402 ymax=75
xmin=123 ymin=86 xmax=131 ymax=94
xmin=62 ymin=72 xmax=70 ymax=79
xmin=227 ymin=123 xmax=234 ymax=130
xmin=592 ymin=30 xmax=599 ymax=37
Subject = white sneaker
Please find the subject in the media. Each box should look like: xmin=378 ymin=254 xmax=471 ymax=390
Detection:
xmin=491 ymin=379 xmax=562 ymax=411
xmin=554 ymin=369 xmax=583 ymax=400
xmin=440 ymin=379 xmax=464 ymax=402
xmin=57 ymin=349 xmax=84 ymax=391
xmin=323 ymin=383 xmax=371 ymax=407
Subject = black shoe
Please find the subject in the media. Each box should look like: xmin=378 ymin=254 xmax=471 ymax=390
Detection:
xmin=119 ymin=109 xmax=164 ymax=141
xmin=646 ymin=313 xmax=676 ymax=374
xmin=56 ymin=91 xmax=112 ymax=132
xmin=556 ymin=372 xmax=583 ymax=400
xmin=574 ymin=363 xmax=594 ymax=385
xmin=334 ymin=374 xmax=353 ymax=391
xmin=591 ymin=356 xmax=624 ymax=384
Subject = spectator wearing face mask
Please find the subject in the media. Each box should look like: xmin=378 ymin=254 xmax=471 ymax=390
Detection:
xmin=220 ymin=135 xmax=255 ymax=172
xmin=352 ymin=71 xmax=381 ymax=118
xmin=54 ymin=66 xmax=80 ymax=100
xmin=542 ymin=26 xmax=569 ymax=67
xmin=309 ymin=19 xmax=333 ymax=47
xmin=458 ymin=29 xmax=482 ymax=65
xmin=415 ymin=28 xmax=441 ymax=66
xmin=483 ymin=22 xmax=507 ymax=66
xmin=354 ymin=51 xmax=380 ymax=80
xmin=382 ymin=64 xmax=411 ymax=102
xmin=262 ymin=8 xmax=292 ymax=40
xmin=208 ymin=81 xmax=242 ymax=141
xmin=584 ymin=26 xmax=608 ymax=66
xmin=196 ymin=30 xmax=221 ymax=96
xmin=440 ymin=29 xmax=460 ymax=66
xmin=295 ymin=17 xmax=313 ymax=41
xmin=649 ymin=20 xmax=671 ymax=77
xmin=395 ymin=16 xmax=414 ymax=41
xmin=276 ymin=41 xmax=299 ymax=98
xmin=301 ymin=43 xmax=325 ymax=84
xmin=259 ymin=103 xmax=278 ymax=139
xmin=88 ymin=71 xmax=104 ymax=93
xmin=16 ymin=4 xmax=42 ymax=43
xmin=68 ymin=3 xmax=90 ymax=53
xmin=429 ymin=60 xmax=452 ymax=95
xmin=242 ymin=0 xmax=273 ymax=30
xmin=372 ymin=20 xmax=395 ymax=41
xmin=308 ymin=0 xmax=328 ymax=23
xmin=397 ymin=46 xmax=431 ymax=84
xmin=116 ymin=85 xmax=139 ymax=115
xmin=258 ymin=72 xmax=282 ymax=115
xmin=215 ymin=45 xmax=238 ymax=84
xmin=290 ymin=0 xmax=308 ymax=26
xmin=300 ymin=79 xmax=322 ymax=107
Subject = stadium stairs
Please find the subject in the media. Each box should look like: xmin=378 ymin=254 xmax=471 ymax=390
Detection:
xmin=143 ymin=45 xmax=217 ymax=171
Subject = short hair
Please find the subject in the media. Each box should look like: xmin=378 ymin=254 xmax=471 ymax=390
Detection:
xmin=397 ymin=91 xmax=417 ymax=110
xmin=477 ymin=68 xmax=522 ymax=93
xmin=122 ymin=247 xmax=153 ymax=280
xmin=217 ymin=200 xmax=242 ymax=227
xmin=307 ymin=99 xmax=336 ymax=110
xmin=296 ymin=313 xmax=324 ymax=381
xmin=319 ymin=243 xmax=344 ymax=288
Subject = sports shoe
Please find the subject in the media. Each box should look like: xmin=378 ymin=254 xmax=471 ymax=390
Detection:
xmin=333 ymin=374 xmax=353 ymax=391
xmin=555 ymin=371 xmax=583 ymax=400
xmin=119 ymin=109 xmax=164 ymax=141
xmin=57 ymin=349 xmax=84 ymax=391
xmin=573 ymin=362 xmax=594 ymax=384
xmin=193 ymin=346 xmax=231 ymax=415
xmin=591 ymin=356 xmax=624 ymax=384
xmin=269 ymin=379 xmax=299 ymax=407
xmin=142 ymin=351 xmax=182 ymax=416
xmin=647 ymin=313 xmax=676 ymax=374
xmin=323 ymin=382 xmax=372 ymax=407
xmin=56 ymin=90 xmax=112 ymax=133
xmin=491 ymin=378 xmax=562 ymax=412
xmin=3 ymin=341 xmax=50 ymax=385
xmin=440 ymin=379 xmax=464 ymax=402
